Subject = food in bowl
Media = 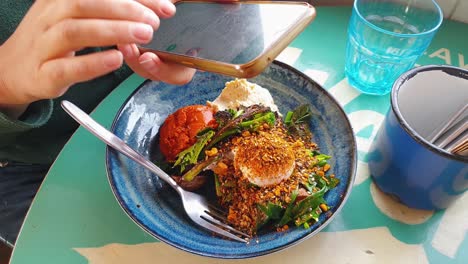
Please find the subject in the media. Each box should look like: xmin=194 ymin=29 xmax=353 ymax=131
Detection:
xmin=159 ymin=105 xmax=218 ymax=162
xmin=208 ymin=78 xmax=280 ymax=113
xmin=158 ymin=79 xmax=339 ymax=236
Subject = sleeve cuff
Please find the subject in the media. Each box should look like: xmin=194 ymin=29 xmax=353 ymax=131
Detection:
xmin=0 ymin=99 xmax=53 ymax=134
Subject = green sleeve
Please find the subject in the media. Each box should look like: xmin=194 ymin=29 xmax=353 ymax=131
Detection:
xmin=0 ymin=99 xmax=53 ymax=145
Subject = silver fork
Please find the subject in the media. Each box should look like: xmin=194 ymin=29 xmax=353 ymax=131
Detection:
xmin=61 ymin=100 xmax=250 ymax=243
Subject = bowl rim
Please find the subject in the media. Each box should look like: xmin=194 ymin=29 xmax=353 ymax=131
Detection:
xmin=391 ymin=64 xmax=468 ymax=164
xmin=105 ymin=60 xmax=358 ymax=258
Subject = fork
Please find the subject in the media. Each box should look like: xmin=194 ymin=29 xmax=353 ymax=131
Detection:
xmin=61 ymin=100 xmax=250 ymax=243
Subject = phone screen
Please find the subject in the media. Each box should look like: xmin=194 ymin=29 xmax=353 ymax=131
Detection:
xmin=141 ymin=1 xmax=311 ymax=65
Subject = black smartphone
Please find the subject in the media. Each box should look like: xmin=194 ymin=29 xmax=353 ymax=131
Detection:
xmin=138 ymin=0 xmax=315 ymax=78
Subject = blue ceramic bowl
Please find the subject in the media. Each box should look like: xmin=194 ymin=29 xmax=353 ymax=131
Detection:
xmin=106 ymin=61 xmax=357 ymax=258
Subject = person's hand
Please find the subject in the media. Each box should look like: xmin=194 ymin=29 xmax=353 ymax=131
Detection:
xmin=117 ymin=1 xmax=196 ymax=85
xmin=0 ymin=0 xmax=195 ymax=113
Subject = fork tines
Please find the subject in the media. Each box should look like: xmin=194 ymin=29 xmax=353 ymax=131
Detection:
xmin=201 ymin=204 xmax=251 ymax=243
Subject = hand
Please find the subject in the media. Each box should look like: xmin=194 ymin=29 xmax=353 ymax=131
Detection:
xmin=0 ymin=0 xmax=195 ymax=111
xmin=117 ymin=43 xmax=197 ymax=86
xmin=117 ymin=1 xmax=196 ymax=86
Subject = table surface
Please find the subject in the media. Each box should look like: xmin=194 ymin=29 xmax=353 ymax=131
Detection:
xmin=10 ymin=6 xmax=468 ymax=264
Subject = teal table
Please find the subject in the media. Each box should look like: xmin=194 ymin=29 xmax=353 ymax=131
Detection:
xmin=10 ymin=6 xmax=468 ymax=264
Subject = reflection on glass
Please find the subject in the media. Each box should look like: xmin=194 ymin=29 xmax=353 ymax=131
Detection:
xmin=144 ymin=2 xmax=309 ymax=64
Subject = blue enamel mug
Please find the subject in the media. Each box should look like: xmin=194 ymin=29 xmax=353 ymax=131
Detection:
xmin=369 ymin=65 xmax=468 ymax=210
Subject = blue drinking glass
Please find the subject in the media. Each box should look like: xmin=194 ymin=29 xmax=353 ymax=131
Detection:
xmin=345 ymin=0 xmax=443 ymax=95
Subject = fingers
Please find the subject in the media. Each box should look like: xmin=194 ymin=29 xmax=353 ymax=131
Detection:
xmin=118 ymin=44 xmax=153 ymax=80
xmin=42 ymin=19 xmax=153 ymax=59
xmin=119 ymin=44 xmax=195 ymax=85
xmin=39 ymin=50 xmax=123 ymax=98
xmin=34 ymin=0 xmax=179 ymax=65
xmin=44 ymin=0 xmax=160 ymax=29
xmin=138 ymin=52 xmax=196 ymax=85
xmin=136 ymin=0 xmax=176 ymax=19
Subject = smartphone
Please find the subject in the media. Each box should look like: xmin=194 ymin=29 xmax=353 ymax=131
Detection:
xmin=138 ymin=0 xmax=316 ymax=78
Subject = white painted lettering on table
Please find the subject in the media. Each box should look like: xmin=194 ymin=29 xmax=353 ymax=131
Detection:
xmin=432 ymin=192 xmax=468 ymax=258
xmin=328 ymin=78 xmax=385 ymax=185
xmin=75 ymin=227 xmax=428 ymax=264
xmin=328 ymin=78 xmax=361 ymax=106
xmin=427 ymin=48 xmax=468 ymax=69
xmin=276 ymin=47 xmax=302 ymax=66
